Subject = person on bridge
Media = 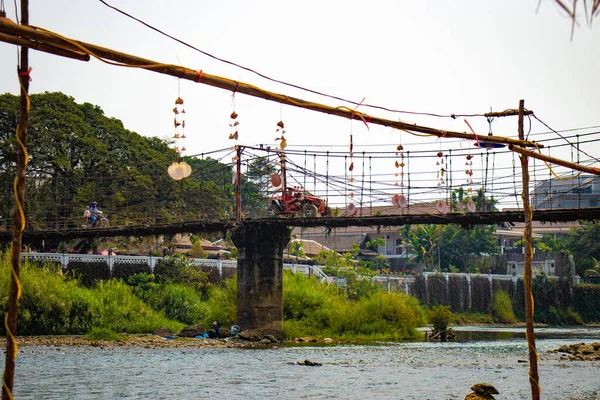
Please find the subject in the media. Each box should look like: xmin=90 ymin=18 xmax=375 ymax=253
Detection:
xmin=89 ymin=201 xmax=100 ymax=227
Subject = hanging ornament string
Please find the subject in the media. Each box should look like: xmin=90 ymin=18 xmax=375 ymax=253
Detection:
xmin=229 ymin=91 xmax=239 ymax=144
xmin=172 ymin=79 xmax=186 ymax=154
xmin=463 ymin=119 xmax=477 ymax=212
xmin=392 ymin=127 xmax=408 ymax=209
xmin=168 ymin=79 xmax=192 ymax=180
xmin=275 ymin=104 xmax=287 ymax=150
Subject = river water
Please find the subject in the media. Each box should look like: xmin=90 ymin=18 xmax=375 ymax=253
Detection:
xmin=4 ymin=327 xmax=600 ymax=400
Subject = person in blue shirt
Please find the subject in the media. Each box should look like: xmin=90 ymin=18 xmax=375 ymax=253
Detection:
xmin=208 ymin=321 xmax=220 ymax=338
xmin=89 ymin=201 xmax=99 ymax=227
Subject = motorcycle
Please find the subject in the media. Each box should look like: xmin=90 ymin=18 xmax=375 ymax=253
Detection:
xmin=82 ymin=209 xmax=109 ymax=228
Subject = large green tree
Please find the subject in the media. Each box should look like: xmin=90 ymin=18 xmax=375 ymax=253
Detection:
xmin=0 ymin=92 xmax=233 ymax=234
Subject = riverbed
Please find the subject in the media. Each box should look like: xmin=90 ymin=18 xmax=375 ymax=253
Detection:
xmin=3 ymin=326 xmax=600 ymax=399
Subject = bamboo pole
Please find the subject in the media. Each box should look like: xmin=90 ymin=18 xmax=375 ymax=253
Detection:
xmin=0 ymin=20 xmax=543 ymax=149
xmin=518 ymin=100 xmax=540 ymax=400
xmin=509 ymin=144 xmax=600 ymax=176
xmin=0 ymin=31 xmax=90 ymax=61
xmin=2 ymin=3 xmax=29 ymax=398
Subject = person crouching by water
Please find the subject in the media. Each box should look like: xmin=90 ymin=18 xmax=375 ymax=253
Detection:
xmin=208 ymin=321 xmax=220 ymax=338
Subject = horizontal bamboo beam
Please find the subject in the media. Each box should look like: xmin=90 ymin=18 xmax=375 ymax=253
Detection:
xmin=508 ymin=144 xmax=600 ymax=176
xmin=0 ymin=31 xmax=90 ymax=61
xmin=0 ymin=20 xmax=543 ymax=149
xmin=485 ymin=109 xmax=533 ymax=118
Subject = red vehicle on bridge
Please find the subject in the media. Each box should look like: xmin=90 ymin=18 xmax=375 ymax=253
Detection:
xmin=267 ymin=186 xmax=331 ymax=217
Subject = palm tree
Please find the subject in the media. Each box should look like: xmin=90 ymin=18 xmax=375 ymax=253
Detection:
xmin=400 ymin=225 xmax=441 ymax=270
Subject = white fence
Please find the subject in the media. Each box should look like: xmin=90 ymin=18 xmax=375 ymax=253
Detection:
xmin=22 ymin=253 xmax=553 ymax=289
xmin=21 ymin=252 xmax=328 ymax=279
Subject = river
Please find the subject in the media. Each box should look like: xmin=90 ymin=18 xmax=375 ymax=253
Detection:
xmin=4 ymin=327 xmax=600 ymax=399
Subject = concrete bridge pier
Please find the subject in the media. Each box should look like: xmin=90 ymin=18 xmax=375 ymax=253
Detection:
xmin=231 ymin=223 xmax=291 ymax=339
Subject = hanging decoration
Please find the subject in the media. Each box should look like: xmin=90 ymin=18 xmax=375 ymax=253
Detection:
xmin=274 ymin=120 xmax=287 ymax=150
xmin=463 ymin=119 xmax=482 ymax=212
xmin=271 ymin=172 xmax=282 ymax=188
xmin=172 ymin=94 xmax=186 ymax=153
xmin=229 ymin=111 xmax=239 ymax=142
xmin=168 ymin=80 xmax=191 ymax=180
xmin=229 ymin=91 xmax=241 ymax=167
xmin=392 ymin=140 xmax=408 ymax=208
xmin=466 ymin=152 xmax=476 ymax=212
xmin=436 ymin=150 xmax=449 ymax=214
xmin=346 ymin=202 xmax=357 ymax=216
xmin=346 ymin=120 xmax=356 ymax=214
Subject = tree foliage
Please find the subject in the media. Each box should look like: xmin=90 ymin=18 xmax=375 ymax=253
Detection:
xmin=0 ymin=92 xmax=235 ymax=241
xmin=400 ymin=224 xmax=499 ymax=271
xmin=564 ymin=221 xmax=600 ymax=277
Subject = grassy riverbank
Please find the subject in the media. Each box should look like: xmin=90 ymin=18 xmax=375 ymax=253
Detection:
xmin=0 ymin=254 xmax=426 ymax=341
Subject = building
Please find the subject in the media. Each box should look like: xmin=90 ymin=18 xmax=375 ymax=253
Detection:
xmin=293 ymin=202 xmax=578 ymax=275
xmin=532 ymin=174 xmax=600 ymax=209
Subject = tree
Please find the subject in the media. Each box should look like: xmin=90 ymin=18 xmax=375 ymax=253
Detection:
xmin=0 ymin=92 xmax=236 ymax=242
xmin=288 ymin=241 xmax=306 ymax=259
xmin=450 ymin=187 xmax=498 ymax=212
xmin=439 ymin=225 xmax=499 ymax=271
xmin=514 ymin=235 xmax=566 ymax=253
xmin=400 ymin=225 xmax=441 ymax=270
xmin=243 ymin=156 xmax=277 ymax=216
xmin=564 ymin=221 xmax=600 ymax=277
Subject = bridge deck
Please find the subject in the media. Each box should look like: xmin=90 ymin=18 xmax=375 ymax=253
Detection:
xmin=1 ymin=207 xmax=600 ymax=240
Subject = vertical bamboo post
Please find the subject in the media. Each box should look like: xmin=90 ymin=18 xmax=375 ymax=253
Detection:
xmin=3 ymin=2 xmax=29 ymax=399
xmin=235 ymin=145 xmax=242 ymax=222
xmin=280 ymin=152 xmax=287 ymax=189
xmin=518 ymin=99 xmax=540 ymax=400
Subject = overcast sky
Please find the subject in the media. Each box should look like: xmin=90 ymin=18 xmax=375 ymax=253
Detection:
xmin=1 ymin=1 xmax=598 ymax=208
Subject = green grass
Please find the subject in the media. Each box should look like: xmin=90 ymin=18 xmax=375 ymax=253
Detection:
xmin=491 ymin=290 xmax=518 ymax=324
xmin=283 ymin=271 xmax=425 ymax=341
xmin=2 ymin=254 xmax=426 ymax=340
xmin=0 ymin=254 xmax=183 ymax=335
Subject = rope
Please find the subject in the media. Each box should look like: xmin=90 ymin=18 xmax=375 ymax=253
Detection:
xmin=2 ymin=75 xmax=29 ymax=400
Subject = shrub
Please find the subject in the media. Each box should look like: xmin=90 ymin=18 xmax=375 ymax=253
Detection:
xmin=144 ymin=283 xmax=207 ymax=325
xmin=330 ymin=292 xmax=425 ymax=339
xmin=283 ymin=271 xmax=340 ymax=324
xmin=428 ymin=305 xmax=454 ymax=332
xmin=154 ymin=254 xmax=209 ymax=291
xmin=283 ymin=271 xmax=425 ymax=340
xmin=491 ymin=289 xmax=517 ymax=324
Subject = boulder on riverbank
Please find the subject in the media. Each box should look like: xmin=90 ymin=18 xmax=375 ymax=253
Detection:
xmin=549 ymin=342 xmax=600 ymax=361
xmin=234 ymin=329 xmax=280 ymax=344
xmin=464 ymin=382 xmax=499 ymax=399
xmin=178 ymin=324 xmax=206 ymax=338
xmin=153 ymin=327 xmax=173 ymax=337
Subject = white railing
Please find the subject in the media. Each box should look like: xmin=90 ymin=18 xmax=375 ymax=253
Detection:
xmin=21 ymin=252 xmax=328 ymax=279
xmin=22 ymin=253 xmax=545 ymax=290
